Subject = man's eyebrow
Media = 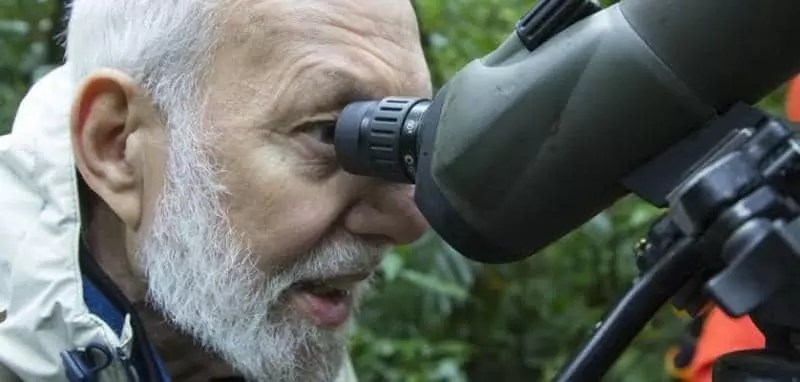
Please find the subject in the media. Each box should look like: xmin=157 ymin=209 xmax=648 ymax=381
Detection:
xmin=303 ymin=71 xmax=385 ymax=113
xmin=267 ymin=70 xmax=388 ymax=133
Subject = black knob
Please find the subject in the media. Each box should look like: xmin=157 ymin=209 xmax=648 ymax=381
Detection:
xmin=707 ymin=218 xmax=800 ymax=317
xmin=334 ymin=97 xmax=430 ymax=183
xmin=516 ymin=0 xmax=601 ymax=51
xmin=669 ymin=152 xmax=762 ymax=236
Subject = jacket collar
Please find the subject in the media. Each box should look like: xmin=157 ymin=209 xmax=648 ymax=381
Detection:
xmin=75 ymin=237 xmax=172 ymax=382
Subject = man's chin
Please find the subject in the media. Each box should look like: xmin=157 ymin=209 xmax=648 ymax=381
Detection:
xmin=204 ymin=298 xmax=351 ymax=382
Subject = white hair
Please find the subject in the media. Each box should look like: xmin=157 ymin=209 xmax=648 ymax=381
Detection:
xmin=65 ymin=0 xmax=219 ymax=116
xmin=63 ymin=2 xmax=384 ymax=380
xmin=64 ymin=0 xmax=223 ymax=203
xmin=64 ymin=0 xmax=225 ymax=232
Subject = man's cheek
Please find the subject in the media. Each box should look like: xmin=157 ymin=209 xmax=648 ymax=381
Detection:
xmin=231 ymin=182 xmax=345 ymax=268
xmin=220 ymin=142 xmax=348 ymax=260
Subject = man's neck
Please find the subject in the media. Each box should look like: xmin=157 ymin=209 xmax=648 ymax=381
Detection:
xmin=86 ymin=203 xmax=241 ymax=381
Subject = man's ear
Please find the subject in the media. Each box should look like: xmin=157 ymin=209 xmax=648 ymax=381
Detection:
xmin=70 ymin=69 xmax=158 ymax=232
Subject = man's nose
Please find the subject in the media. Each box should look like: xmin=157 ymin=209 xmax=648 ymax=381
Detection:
xmin=343 ymin=184 xmax=429 ymax=245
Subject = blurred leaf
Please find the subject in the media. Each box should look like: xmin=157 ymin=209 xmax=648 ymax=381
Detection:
xmin=379 ymin=252 xmax=405 ymax=281
xmin=0 ymin=19 xmax=29 ymax=34
xmin=581 ymin=212 xmax=614 ymax=245
xmin=400 ymin=269 xmax=469 ymax=301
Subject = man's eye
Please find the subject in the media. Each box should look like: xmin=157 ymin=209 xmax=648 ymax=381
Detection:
xmin=305 ymin=122 xmax=336 ymax=144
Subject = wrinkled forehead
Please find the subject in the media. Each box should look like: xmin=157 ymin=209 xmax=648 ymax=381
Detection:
xmin=218 ymin=0 xmax=424 ymax=75
xmin=203 ymin=0 xmax=431 ymax=129
xmin=220 ymin=0 xmax=421 ymax=42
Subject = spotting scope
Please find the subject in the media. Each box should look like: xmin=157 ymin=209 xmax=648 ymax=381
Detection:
xmin=333 ymin=0 xmax=800 ymax=264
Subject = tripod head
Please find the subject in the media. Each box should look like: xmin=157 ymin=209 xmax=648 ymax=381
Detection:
xmin=557 ymin=103 xmax=800 ymax=381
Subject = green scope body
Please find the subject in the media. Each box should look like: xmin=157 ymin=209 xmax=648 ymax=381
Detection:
xmin=334 ymin=0 xmax=800 ymax=263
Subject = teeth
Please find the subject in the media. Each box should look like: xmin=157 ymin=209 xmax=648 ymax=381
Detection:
xmin=324 ymin=279 xmax=360 ymax=289
xmin=300 ymin=282 xmax=351 ymax=298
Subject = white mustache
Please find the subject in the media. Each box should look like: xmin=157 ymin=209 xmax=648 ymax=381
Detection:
xmin=269 ymin=236 xmax=387 ymax=291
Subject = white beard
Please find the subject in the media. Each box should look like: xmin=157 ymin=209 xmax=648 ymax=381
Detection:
xmin=137 ymin=114 xmax=385 ymax=381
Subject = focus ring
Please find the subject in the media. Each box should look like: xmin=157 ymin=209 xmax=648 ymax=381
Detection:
xmin=362 ymin=97 xmax=428 ymax=183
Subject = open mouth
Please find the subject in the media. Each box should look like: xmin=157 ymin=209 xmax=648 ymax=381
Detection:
xmin=289 ymin=273 xmax=371 ymax=328
xmin=293 ymin=280 xmax=351 ymax=299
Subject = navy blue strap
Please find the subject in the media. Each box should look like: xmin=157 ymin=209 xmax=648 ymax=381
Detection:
xmin=77 ymin=275 xmax=171 ymax=381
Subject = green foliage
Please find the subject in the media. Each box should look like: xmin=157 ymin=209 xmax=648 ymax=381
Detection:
xmin=350 ymin=327 xmax=472 ymax=382
xmin=0 ymin=0 xmax=58 ymax=134
xmin=0 ymin=1 xmax=793 ymax=381
xmin=352 ymin=195 xmax=678 ymax=382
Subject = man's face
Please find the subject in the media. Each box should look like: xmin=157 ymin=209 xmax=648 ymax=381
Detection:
xmin=136 ymin=0 xmax=432 ymax=380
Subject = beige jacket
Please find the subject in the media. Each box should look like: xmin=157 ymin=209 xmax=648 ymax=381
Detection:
xmin=0 ymin=65 xmax=357 ymax=382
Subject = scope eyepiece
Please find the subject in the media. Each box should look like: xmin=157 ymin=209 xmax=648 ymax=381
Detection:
xmin=334 ymin=97 xmax=430 ymax=183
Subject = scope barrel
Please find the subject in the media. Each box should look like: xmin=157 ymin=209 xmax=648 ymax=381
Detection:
xmin=334 ymin=0 xmax=800 ymax=263
xmin=621 ymin=0 xmax=800 ymax=111
xmin=418 ymin=0 xmax=800 ymax=262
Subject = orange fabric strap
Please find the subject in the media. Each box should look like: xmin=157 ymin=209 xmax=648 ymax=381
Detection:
xmin=786 ymin=74 xmax=800 ymax=121
xmin=688 ymin=307 xmax=764 ymax=381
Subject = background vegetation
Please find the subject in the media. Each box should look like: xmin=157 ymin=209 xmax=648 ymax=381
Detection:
xmin=0 ymin=0 xmax=789 ymax=381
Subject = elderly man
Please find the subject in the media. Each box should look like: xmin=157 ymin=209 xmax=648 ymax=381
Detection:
xmin=0 ymin=0 xmax=432 ymax=381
